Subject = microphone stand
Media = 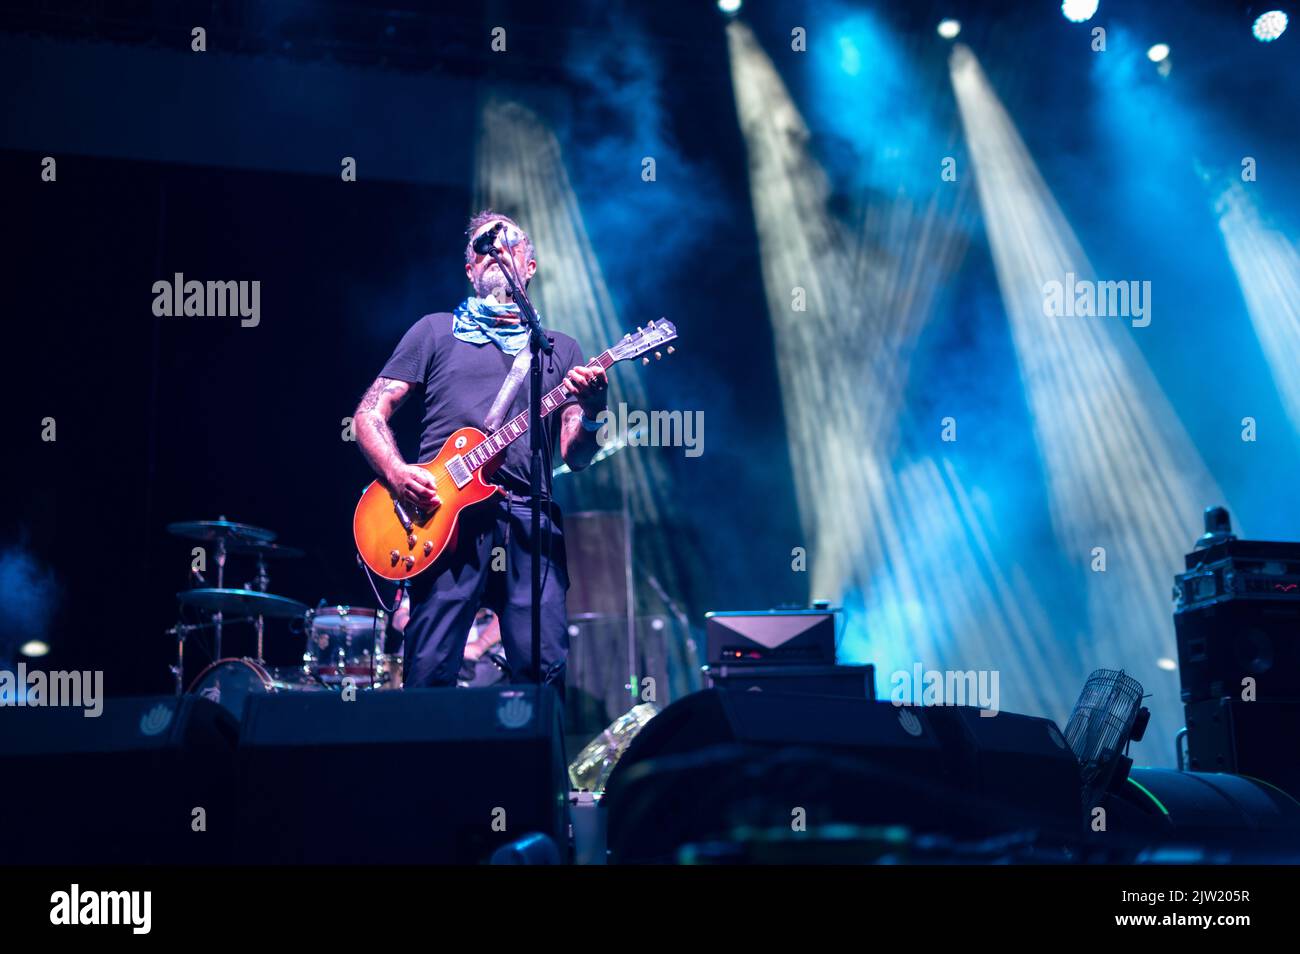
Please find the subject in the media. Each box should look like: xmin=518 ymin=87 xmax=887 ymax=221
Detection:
xmin=485 ymin=246 xmax=553 ymax=690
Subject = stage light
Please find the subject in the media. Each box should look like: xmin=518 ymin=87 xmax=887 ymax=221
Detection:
xmin=1061 ymin=0 xmax=1099 ymax=23
xmin=1216 ymin=182 xmax=1300 ymax=433
xmin=950 ymin=43 xmax=1224 ymax=763
xmin=19 ymin=640 xmax=50 ymax=658
xmin=839 ymin=35 xmax=862 ymax=75
xmin=728 ymin=20 xmax=1080 ymax=727
xmin=1147 ymin=43 xmax=1170 ymax=62
xmin=717 ymin=0 xmax=742 ymax=14
xmin=937 ymin=19 xmax=961 ymax=39
xmin=1253 ymin=10 xmax=1288 ymax=41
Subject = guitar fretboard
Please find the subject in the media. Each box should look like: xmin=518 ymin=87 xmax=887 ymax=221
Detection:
xmin=462 ymin=349 xmax=615 ymax=472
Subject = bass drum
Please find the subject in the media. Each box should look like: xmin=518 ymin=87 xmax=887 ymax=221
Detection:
xmin=188 ymin=657 xmax=321 ymax=721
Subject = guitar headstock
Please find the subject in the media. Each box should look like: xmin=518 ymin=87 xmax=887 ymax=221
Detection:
xmin=608 ymin=319 xmax=678 ymax=365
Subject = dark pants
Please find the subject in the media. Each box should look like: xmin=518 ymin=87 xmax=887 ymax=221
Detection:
xmin=402 ymin=491 xmax=570 ymax=699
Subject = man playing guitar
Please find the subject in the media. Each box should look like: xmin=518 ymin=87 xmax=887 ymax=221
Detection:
xmin=353 ymin=211 xmax=608 ymax=698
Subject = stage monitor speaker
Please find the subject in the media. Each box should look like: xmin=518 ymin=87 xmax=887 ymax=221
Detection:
xmin=1175 ymin=595 xmax=1300 ymax=703
xmin=603 ymin=690 xmax=1083 ymax=863
xmin=922 ymin=705 xmax=1081 ymax=829
xmin=0 ymin=695 xmax=238 ymax=863
xmin=236 ymin=686 xmax=567 ymax=863
xmin=705 ymin=610 xmax=836 ymax=665
xmin=1184 ymin=697 xmax=1300 ymax=799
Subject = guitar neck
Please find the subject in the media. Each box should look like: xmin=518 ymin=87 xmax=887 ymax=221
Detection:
xmin=462 ymin=349 xmax=615 ymax=473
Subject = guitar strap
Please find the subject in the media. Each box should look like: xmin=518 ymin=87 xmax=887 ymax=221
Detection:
xmin=484 ymin=345 xmax=532 ymax=433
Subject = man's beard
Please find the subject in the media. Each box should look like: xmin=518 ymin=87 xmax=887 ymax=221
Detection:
xmin=473 ymin=266 xmax=513 ymax=302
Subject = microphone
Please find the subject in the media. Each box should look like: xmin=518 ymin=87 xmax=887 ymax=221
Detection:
xmin=472 ymin=223 xmax=525 ymax=257
xmin=472 ymin=222 xmax=505 ymax=256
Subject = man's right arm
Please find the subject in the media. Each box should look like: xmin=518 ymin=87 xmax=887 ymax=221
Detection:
xmin=354 ymin=376 xmax=440 ymax=511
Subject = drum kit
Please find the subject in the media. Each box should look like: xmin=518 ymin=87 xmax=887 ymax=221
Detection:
xmin=167 ymin=516 xmax=511 ymax=720
xmin=167 ymin=517 xmax=406 ymax=720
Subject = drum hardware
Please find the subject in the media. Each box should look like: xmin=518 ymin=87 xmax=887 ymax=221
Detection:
xmin=165 ymin=618 xmax=261 ymax=696
xmin=236 ymin=544 xmax=303 ymax=661
xmin=169 ymin=518 xmax=311 ymax=694
xmin=166 ymin=621 xmax=208 ymax=698
xmin=169 ymin=518 xmax=278 ymax=662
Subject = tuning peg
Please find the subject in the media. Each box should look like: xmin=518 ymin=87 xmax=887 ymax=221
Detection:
xmin=667 ymin=346 xmax=675 ymax=354
xmin=642 ymin=357 xmax=650 ymax=365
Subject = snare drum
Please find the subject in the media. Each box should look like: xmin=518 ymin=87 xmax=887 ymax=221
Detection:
xmin=303 ymin=605 xmax=386 ymax=685
xmin=188 ymin=657 xmax=321 ymax=721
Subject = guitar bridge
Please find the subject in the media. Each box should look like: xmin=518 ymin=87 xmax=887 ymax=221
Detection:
xmin=445 ymin=454 xmax=472 ymax=489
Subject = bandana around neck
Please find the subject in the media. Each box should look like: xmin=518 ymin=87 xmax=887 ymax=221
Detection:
xmin=452 ymin=296 xmax=533 ymax=355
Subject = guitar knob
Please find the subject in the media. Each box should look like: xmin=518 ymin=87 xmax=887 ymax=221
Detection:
xmin=407 ymin=533 xmax=417 ymax=548
xmin=654 ymin=351 xmax=662 ymax=360
xmin=389 ymin=550 xmax=400 ymax=565
xmin=642 ymin=357 xmax=650 ymax=366
xmin=404 ymin=556 xmax=415 ymax=570
xmin=423 ymin=540 xmax=434 ymax=556
xmin=667 ymin=346 xmax=675 ymax=354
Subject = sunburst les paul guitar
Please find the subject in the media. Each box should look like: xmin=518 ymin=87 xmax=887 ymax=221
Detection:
xmin=353 ymin=320 xmax=678 ymax=581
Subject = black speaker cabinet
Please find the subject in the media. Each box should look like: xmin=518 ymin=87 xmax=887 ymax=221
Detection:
xmin=1184 ymin=697 xmax=1300 ymax=799
xmin=1175 ymin=599 xmax=1300 ymax=703
xmin=603 ymin=690 xmax=1083 ymax=862
xmin=0 ymin=695 xmax=239 ymax=864
xmin=236 ymin=686 xmax=567 ymax=863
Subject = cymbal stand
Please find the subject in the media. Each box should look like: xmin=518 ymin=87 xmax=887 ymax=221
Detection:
xmin=214 ymin=536 xmax=226 ymax=659
xmin=166 ymin=621 xmax=203 ymax=696
xmin=250 ymin=553 xmax=270 ymax=663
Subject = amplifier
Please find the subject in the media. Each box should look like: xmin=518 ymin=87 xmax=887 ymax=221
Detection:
xmin=1176 ymin=539 xmax=1300 ymax=612
xmin=705 ymin=609 xmax=837 ymax=665
xmin=1174 ymin=538 xmax=1300 ymax=704
xmin=1175 ymin=590 xmax=1300 ymax=702
xmin=704 ymin=663 xmax=874 ymax=699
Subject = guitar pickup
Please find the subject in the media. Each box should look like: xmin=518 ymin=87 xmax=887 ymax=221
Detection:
xmin=445 ymin=454 xmax=472 ymax=489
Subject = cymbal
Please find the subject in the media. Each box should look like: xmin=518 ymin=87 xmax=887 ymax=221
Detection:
xmin=228 ymin=541 xmax=304 ymax=560
xmin=167 ymin=519 xmax=276 ymax=546
xmin=177 ymin=588 xmax=308 ymax=619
